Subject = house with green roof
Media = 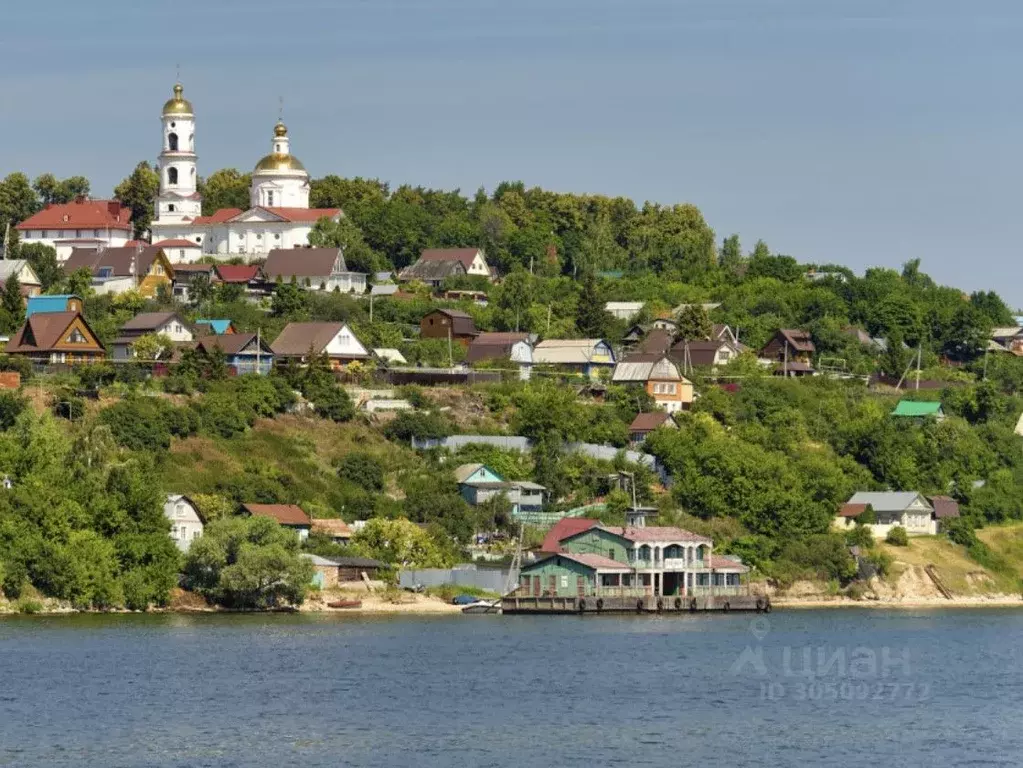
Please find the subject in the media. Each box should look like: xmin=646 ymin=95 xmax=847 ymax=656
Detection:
xmin=891 ymin=400 xmax=945 ymax=421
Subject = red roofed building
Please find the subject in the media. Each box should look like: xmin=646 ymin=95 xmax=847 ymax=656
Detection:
xmin=540 ymin=518 xmax=599 ymax=553
xmin=147 ymin=81 xmax=342 ymax=259
xmin=242 ymin=503 xmax=312 ymax=541
xmin=16 ymin=200 xmax=133 ymax=262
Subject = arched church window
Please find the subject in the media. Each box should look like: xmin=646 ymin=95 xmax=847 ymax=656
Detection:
xmin=168 ymin=133 xmax=179 ymax=151
xmin=189 ymin=134 xmax=194 ymax=150
xmin=168 ymin=168 xmax=178 ymax=185
xmin=275 ymin=144 xmax=281 ymax=152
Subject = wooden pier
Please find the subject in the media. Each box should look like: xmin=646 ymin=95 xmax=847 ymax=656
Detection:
xmin=501 ymin=593 xmax=770 ymax=615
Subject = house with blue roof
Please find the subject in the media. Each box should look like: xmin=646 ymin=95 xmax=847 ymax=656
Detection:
xmin=26 ymin=295 xmax=83 ymax=318
xmin=193 ymin=319 xmax=235 ymax=335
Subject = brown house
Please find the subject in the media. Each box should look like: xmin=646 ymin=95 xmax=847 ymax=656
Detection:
xmin=420 ymin=309 xmax=479 ymax=345
xmin=270 ymin=321 xmax=370 ymax=366
xmin=466 ymin=332 xmax=530 ymax=364
xmin=5 ymin=311 xmax=105 ymax=365
xmin=63 ymin=245 xmax=175 ymax=298
xmin=628 ymin=411 xmax=677 ymax=443
xmin=760 ymin=329 xmax=816 ymax=376
xmin=242 ymin=503 xmax=312 ymax=540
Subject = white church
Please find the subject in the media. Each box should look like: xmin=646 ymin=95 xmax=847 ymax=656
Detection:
xmin=149 ymin=83 xmax=342 ymax=261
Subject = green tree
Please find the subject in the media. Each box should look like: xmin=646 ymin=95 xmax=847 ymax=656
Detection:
xmin=198 ymin=168 xmax=252 ymax=214
xmin=271 ymin=282 xmax=307 ymax=318
xmin=0 ymin=273 xmax=24 ymax=333
xmin=113 ymin=162 xmax=161 ymax=239
xmin=32 ymin=173 xmax=90 ymax=205
xmin=182 ymin=516 xmax=313 ymax=609
xmin=575 ymin=272 xmax=611 ymax=337
xmin=337 ymin=453 xmax=385 ymax=491
xmin=885 ymin=526 xmax=908 ymax=546
xmin=720 ymin=234 xmax=742 ymax=270
xmin=350 ymin=517 xmax=452 ymax=568
xmin=0 ymin=172 xmax=38 ymax=232
xmin=308 ymin=216 xmax=378 ymax=274
xmin=675 ymin=304 xmax=712 ymax=341
xmin=20 ymin=243 xmax=62 ymax=290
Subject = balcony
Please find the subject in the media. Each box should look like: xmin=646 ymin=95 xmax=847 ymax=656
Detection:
xmin=630 ymin=558 xmax=707 ymax=571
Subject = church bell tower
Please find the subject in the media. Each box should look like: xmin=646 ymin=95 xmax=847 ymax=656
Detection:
xmin=155 ymin=83 xmax=202 ymax=225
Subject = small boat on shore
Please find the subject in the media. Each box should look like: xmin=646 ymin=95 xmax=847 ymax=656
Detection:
xmin=327 ymin=599 xmax=363 ymax=609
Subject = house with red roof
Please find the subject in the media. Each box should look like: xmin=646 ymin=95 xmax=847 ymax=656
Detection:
xmin=242 ymin=503 xmax=312 ymax=541
xmin=16 ymin=199 xmax=133 ymax=262
xmin=519 ymin=512 xmax=748 ymax=600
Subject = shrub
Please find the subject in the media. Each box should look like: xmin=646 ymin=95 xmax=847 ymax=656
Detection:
xmin=944 ymin=517 xmax=979 ymax=548
xmin=17 ymin=598 xmax=43 ymax=614
xmin=195 ymin=392 xmax=250 ymax=438
xmin=885 ymin=526 xmax=909 ymax=546
xmin=383 ymin=410 xmax=451 ymax=442
xmin=845 ymin=524 xmax=874 ymax=548
xmin=855 ymin=506 xmax=877 ymax=525
xmin=0 ymin=391 xmax=27 ymax=430
xmin=337 ymin=453 xmax=385 ymax=491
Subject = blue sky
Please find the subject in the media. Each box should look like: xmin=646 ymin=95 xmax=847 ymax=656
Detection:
xmin=2 ymin=0 xmax=1021 ymax=302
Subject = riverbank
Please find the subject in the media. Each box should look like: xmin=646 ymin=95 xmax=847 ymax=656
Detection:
xmin=774 ymin=594 xmax=1023 ymax=609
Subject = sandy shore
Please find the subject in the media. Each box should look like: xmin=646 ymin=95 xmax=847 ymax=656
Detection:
xmin=302 ymin=593 xmax=466 ymax=615
xmin=774 ymin=595 xmax=1023 ymax=609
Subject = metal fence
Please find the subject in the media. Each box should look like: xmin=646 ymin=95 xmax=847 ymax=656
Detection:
xmin=399 ymin=565 xmax=512 ymax=594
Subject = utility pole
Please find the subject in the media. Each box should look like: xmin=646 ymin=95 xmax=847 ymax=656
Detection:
xmin=546 ymin=304 xmax=552 ymax=335
xmin=783 ymin=340 xmax=789 ymax=378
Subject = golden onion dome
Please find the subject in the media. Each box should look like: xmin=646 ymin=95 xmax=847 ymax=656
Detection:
xmin=274 ymin=120 xmax=288 ymax=137
xmin=253 ymin=153 xmax=307 ymax=173
xmin=162 ymin=83 xmax=194 ymax=116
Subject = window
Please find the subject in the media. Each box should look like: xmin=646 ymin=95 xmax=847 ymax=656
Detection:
xmin=66 ymin=329 xmax=86 ymax=344
xmin=23 ymin=231 xmax=30 ymax=239
xmin=560 ymin=575 xmax=568 ymax=589
xmin=155 ymin=265 xmax=164 ymax=275
xmin=167 ymin=204 xmax=176 ymax=213
xmin=608 ymin=549 xmax=615 ymax=560
xmin=275 ymin=144 xmax=281 ymax=152
xmin=168 ymin=167 xmax=178 ymax=185
xmin=274 ymin=233 xmax=280 ymax=240
xmin=179 ymin=250 xmax=185 ymax=259
xmin=267 ymin=191 xmax=274 ymax=206
xmin=168 ymin=132 xmax=179 ymax=151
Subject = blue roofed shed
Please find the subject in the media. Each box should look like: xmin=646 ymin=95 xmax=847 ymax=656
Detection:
xmin=26 ymin=295 xmax=82 ymax=317
xmin=194 ymin=319 xmax=235 ymax=335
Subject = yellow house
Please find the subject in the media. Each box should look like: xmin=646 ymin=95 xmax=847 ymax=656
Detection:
xmin=63 ymin=245 xmax=175 ymax=298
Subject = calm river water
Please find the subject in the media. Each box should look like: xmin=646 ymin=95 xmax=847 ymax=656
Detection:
xmin=1 ymin=609 xmax=1022 ymax=767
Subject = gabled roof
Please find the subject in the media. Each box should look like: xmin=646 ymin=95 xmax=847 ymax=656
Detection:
xmin=423 ymin=308 xmax=478 ymax=337
xmin=892 ymin=400 xmax=943 ymax=417
xmin=242 ymin=503 xmax=311 ymax=526
xmin=193 ymin=318 xmax=233 ymax=335
xmin=629 ymin=411 xmax=675 ymax=433
xmin=838 ymin=503 xmax=868 ymax=518
xmin=371 ymin=283 xmax=400 ymax=296
xmin=258 ymin=207 xmax=340 ymax=223
xmin=195 ymin=333 xmax=270 ymax=356
xmin=990 ymin=327 xmax=1022 ymax=340
xmin=418 ymin=248 xmax=483 ymax=270
xmin=453 ymin=463 xmax=487 ymax=483
xmin=533 ymin=339 xmax=614 ymax=366
xmin=64 ymin=245 xmax=168 ymax=278
xmin=399 ymin=258 xmax=466 ymax=282
xmin=612 ymin=356 xmax=684 ymax=383
xmin=771 ymin=329 xmax=816 ymax=353
xmin=928 ymin=495 xmax=961 ymax=519
xmin=0 ymin=260 xmax=40 ymax=285
xmin=846 ymin=491 xmax=930 ymax=514
xmin=16 ymin=199 xmax=132 ymax=231
xmin=119 ymin=311 xmax=186 ymax=333
xmin=264 ymin=247 xmax=348 ymax=280
xmin=637 ymin=328 xmax=674 ymax=356
xmin=6 ymin=312 xmax=103 ymax=354
xmin=466 ymin=332 xmax=530 ymax=362
xmin=190 ymin=208 xmax=243 ymax=225
xmin=566 ymin=524 xmax=712 ymax=544
xmin=270 ymin=321 xmax=368 ymax=358
xmin=540 ymin=518 xmax=599 ymax=552
xmin=670 ymin=339 xmax=739 ymax=367
xmin=152 ymin=238 xmax=200 ymax=248
xmin=215 ymin=264 xmax=261 ymax=283
xmin=532 ymin=552 xmax=632 ymax=572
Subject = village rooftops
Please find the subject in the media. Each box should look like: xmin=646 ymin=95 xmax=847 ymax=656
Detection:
xmin=194 ymin=333 xmax=266 ymax=356
xmin=629 ymin=411 xmax=675 ymax=433
xmin=15 ymin=199 xmax=132 ymax=233
xmin=612 ymin=356 xmax=685 ymax=383
xmin=845 ymin=491 xmax=929 ymax=514
xmin=928 ymin=495 xmax=961 ymax=519
xmin=540 ymin=517 xmax=599 ymax=552
xmin=215 ymin=264 xmax=262 ymax=283
xmin=119 ymin=311 xmax=187 ymax=333
xmin=545 ymin=552 xmax=633 ymax=571
xmin=270 ymin=321 xmax=369 ymax=358
xmin=242 ymin=503 xmax=311 ymax=527
xmin=418 ymin=248 xmax=484 ymax=270
xmin=532 ymin=339 xmax=615 ymax=366
xmin=263 ymin=247 xmax=356 ymax=280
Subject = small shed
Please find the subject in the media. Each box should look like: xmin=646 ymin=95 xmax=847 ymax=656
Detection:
xmin=335 ymin=556 xmax=386 ymax=582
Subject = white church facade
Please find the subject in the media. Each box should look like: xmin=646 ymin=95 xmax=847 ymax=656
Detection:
xmin=149 ymin=83 xmax=345 ymax=264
